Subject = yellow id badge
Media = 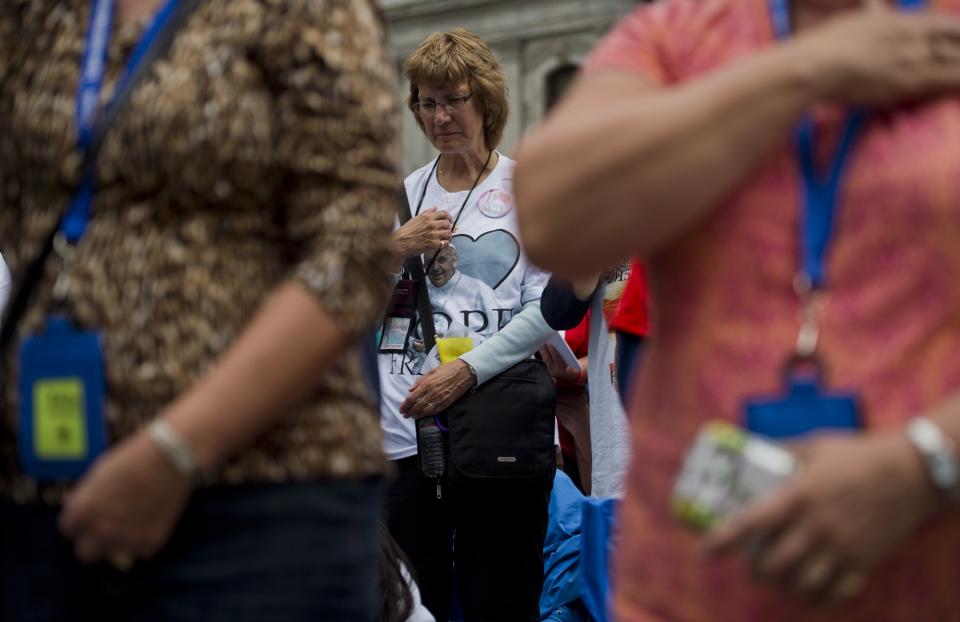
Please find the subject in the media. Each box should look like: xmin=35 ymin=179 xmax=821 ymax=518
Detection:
xmin=34 ymin=379 xmax=88 ymax=459
xmin=436 ymin=337 xmax=474 ymax=364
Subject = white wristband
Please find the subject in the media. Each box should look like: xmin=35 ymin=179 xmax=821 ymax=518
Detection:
xmin=147 ymin=418 xmax=198 ymax=477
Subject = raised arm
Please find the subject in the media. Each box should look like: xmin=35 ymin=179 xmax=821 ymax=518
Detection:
xmin=515 ymin=47 xmax=818 ymax=276
xmin=515 ymin=3 xmax=960 ymax=277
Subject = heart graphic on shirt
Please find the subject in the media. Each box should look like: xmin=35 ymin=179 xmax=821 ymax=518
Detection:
xmin=450 ymin=230 xmax=520 ymax=290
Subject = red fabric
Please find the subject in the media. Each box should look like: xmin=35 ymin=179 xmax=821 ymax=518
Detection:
xmin=610 ymin=258 xmax=650 ymax=336
xmin=563 ymin=312 xmax=590 ymax=357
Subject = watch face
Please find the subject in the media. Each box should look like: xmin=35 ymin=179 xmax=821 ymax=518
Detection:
xmin=907 ymin=418 xmax=960 ymax=497
xmin=933 ymin=454 xmax=959 ymax=490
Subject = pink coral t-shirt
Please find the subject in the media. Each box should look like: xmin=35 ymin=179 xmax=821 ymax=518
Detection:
xmin=587 ymin=0 xmax=960 ymax=620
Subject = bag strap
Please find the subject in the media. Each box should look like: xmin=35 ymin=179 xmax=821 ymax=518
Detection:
xmin=396 ymin=186 xmax=437 ymax=354
xmin=0 ymin=0 xmax=202 ymax=355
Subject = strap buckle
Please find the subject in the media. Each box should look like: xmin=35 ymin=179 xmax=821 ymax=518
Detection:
xmin=793 ymin=272 xmax=825 ymax=359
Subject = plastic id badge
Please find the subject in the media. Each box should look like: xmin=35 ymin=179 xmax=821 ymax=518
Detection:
xmin=379 ymin=279 xmax=419 ymax=353
xmin=744 ymin=373 xmax=861 ymax=440
xmin=672 ymin=421 xmax=796 ymax=530
xmin=18 ymin=316 xmax=108 ymax=481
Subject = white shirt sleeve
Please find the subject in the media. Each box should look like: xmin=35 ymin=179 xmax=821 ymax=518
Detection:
xmin=458 ymin=299 xmax=554 ymax=385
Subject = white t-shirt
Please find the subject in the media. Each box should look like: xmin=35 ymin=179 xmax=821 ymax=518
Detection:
xmin=379 ymin=154 xmax=549 ymax=460
xmin=0 ymin=252 xmax=11 ymax=325
xmin=587 ymin=262 xmax=633 ymax=499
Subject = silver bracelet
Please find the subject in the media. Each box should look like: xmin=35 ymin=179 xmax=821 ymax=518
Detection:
xmin=147 ymin=418 xmax=198 ymax=477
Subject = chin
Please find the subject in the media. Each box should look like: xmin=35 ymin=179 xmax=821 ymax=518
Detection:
xmin=433 ymin=140 xmax=464 ymax=152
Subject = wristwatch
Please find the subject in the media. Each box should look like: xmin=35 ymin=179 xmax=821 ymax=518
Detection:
xmin=463 ymin=359 xmax=479 ymax=391
xmin=905 ymin=417 xmax=960 ymax=502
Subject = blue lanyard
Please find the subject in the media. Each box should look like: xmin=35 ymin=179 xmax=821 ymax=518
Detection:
xmin=63 ymin=0 xmax=181 ymax=244
xmin=768 ymin=0 xmax=923 ymax=290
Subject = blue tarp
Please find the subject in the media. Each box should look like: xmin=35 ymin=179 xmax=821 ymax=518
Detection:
xmin=540 ymin=471 xmax=620 ymax=622
xmin=579 ymin=496 xmax=618 ymax=622
xmin=541 ymin=471 xmax=586 ymax=618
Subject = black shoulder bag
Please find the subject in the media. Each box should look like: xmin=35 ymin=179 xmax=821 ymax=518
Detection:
xmin=397 ymin=187 xmax=557 ymax=484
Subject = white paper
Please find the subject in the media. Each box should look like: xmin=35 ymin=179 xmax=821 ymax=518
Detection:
xmin=544 ymin=330 xmax=580 ymax=369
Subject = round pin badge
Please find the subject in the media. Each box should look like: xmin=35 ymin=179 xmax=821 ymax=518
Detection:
xmin=477 ymin=188 xmax=514 ymax=218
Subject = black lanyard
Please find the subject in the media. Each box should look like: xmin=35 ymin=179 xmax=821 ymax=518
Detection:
xmin=412 ymin=150 xmax=493 ymax=275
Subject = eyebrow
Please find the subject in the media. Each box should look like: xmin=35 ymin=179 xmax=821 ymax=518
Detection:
xmin=421 ymin=92 xmax=469 ymax=101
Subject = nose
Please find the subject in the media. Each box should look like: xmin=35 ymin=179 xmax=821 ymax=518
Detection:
xmin=433 ymin=106 xmax=452 ymax=124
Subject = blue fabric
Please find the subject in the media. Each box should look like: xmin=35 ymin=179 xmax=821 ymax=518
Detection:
xmin=544 ymin=602 xmax=593 ymax=622
xmin=540 ymin=471 xmax=585 ymax=619
xmin=541 ymin=471 xmax=620 ymax=622
xmin=580 ymin=497 xmax=619 ymax=622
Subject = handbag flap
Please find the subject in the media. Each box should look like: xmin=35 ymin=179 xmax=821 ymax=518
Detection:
xmin=445 ymin=359 xmax=557 ymax=480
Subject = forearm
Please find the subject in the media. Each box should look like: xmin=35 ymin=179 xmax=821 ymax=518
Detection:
xmin=459 ymin=300 xmax=553 ymax=385
xmin=516 ymin=41 xmax=827 ymax=276
xmin=160 ymin=283 xmax=351 ymax=471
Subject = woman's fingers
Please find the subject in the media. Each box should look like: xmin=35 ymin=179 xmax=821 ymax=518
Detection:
xmin=920 ymin=11 xmax=960 ymax=39
xmin=805 ymin=5 xmax=960 ymax=105
xmin=753 ymin=524 xmax=816 ymax=583
xmin=703 ymin=487 xmax=798 ymax=557
xmin=541 ymin=345 xmax=560 ymax=368
xmin=74 ymin=533 xmax=105 ymax=564
xmin=828 ymin=571 xmax=868 ymax=602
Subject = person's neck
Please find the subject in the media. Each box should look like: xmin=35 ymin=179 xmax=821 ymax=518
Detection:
xmin=437 ymin=149 xmax=497 ymax=192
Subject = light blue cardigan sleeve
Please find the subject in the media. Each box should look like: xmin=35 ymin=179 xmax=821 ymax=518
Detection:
xmin=458 ymin=299 xmax=553 ymax=386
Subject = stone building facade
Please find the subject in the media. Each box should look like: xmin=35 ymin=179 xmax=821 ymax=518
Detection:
xmin=381 ymin=0 xmax=639 ymax=173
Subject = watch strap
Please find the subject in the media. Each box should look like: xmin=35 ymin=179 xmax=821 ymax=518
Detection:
xmin=905 ymin=416 xmax=960 ymax=502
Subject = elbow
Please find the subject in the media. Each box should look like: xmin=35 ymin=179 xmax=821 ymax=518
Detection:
xmin=514 ymin=143 xmax=569 ymax=273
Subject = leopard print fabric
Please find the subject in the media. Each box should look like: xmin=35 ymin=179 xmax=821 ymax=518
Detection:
xmin=0 ymin=0 xmax=400 ymax=502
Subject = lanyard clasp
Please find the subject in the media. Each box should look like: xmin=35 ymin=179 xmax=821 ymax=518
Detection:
xmin=52 ymin=232 xmax=78 ymax=303
xmin=794 ymin=272 xmax=825 ymax=359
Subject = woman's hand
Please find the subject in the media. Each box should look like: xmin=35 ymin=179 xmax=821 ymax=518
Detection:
xmin=400 ymin=359 xmax=475 ymax=419
xmin=796 ymin=0 xmax=960 ymax=107
xmin=394 ymin=207 xmax=453 ymax=259
xmin=703 ymin=431 xmax=940 ymax=603
xmin=539 ymin=345 xmax=584 ymax=385
xmin=58 ymin=430 xmax=193 ymax=569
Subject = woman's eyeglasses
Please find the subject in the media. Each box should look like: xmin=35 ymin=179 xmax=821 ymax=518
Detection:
xmin=411 ymin=93 xmax=473 ymax=117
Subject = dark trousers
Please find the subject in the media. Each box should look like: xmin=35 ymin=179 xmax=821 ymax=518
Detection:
xmin=385 ymin=456 xmax=552 ymax=622
xmin=615 ymin=332 xmax=645 ymax=405
xmin=1 ymin=478 xmax=381 ymax=622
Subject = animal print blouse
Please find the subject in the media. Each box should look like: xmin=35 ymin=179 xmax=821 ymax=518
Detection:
xmin=0 ymin=0 xmax=400 ymax=502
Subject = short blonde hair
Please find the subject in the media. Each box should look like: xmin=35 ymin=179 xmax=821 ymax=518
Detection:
xmin=403 ymin=29 xmax=509 ymax=151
